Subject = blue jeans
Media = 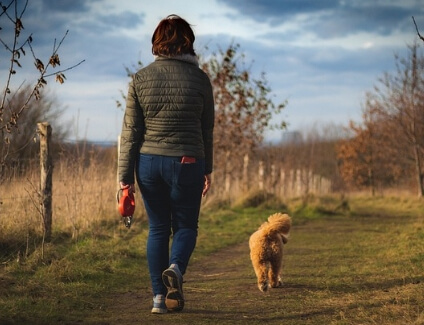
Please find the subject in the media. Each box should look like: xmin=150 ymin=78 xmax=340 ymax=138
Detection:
xmin=136 ymin=154 xmax=205 ymax=295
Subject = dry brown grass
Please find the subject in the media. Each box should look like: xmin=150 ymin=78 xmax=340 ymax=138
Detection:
xmin=52 ymin=155 xmax=119 ymax=238
xmin=0 ymin=147 xmax=148 ymax=260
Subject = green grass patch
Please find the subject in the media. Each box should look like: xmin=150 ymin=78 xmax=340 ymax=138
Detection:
xmin=1 ymin=193 xmax=424 ymax=324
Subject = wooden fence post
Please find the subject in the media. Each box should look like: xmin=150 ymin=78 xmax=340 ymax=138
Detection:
xmin=280 ymin=169 xmax=286 ymax=197
xmin=242 ymin=154 xmax=249 ymax=192
xmin=38 ymin=122 xmax=53 ymax=241
xmin=224 ymin=151 xmax=231 ymax=195
xmin=258 ymin=160 xmax=264 ymax=191
xmin=271 ymin=164 xmax=277 ymax=193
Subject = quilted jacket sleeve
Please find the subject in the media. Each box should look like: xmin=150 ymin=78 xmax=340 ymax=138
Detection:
xmin=118 ymin=78 xmax=145 ymax=184
xmin=202 ymin=75 xmax=214 ymax=175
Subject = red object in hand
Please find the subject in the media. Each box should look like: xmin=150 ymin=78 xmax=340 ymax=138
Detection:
xmin=118 ymin=188 xmax=135 ymax=217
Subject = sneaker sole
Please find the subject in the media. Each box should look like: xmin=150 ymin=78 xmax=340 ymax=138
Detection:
xmin=162 ymin=269 xmax=184 ymax=312
xmin=151 ymin=307 xmax=167 ymax=314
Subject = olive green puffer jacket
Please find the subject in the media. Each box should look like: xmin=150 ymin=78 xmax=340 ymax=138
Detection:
xmin=118 ymin=55 xmax=215 ymax=184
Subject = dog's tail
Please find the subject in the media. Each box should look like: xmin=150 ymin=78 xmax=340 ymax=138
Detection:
xmin=264 ymin=213 xmax=292 ymax=243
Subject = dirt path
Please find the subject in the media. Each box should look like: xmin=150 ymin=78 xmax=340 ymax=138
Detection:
xmin=100 ymin=240 xmax=286 ymax=325
xmin=91 ymin=216 xmax=424 ymax=325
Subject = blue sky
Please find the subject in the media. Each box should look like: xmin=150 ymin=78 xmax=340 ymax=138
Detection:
xmin=1 ymin=0 xmax=423 ymax=142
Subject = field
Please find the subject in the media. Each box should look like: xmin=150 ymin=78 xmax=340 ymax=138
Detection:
xmin=1 ymin=179 xmax=424 ymax=324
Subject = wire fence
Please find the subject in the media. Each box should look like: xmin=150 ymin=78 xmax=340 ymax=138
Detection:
xmin=211 ymin=153 xmax=332 ymax=202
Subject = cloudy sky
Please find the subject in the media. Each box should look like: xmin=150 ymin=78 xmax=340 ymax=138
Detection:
xmin=1 ymin=0 xmax=423 ymax=143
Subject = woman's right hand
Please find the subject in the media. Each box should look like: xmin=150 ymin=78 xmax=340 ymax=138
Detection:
xmin=120 ymin=182 xmax=135 ymax=194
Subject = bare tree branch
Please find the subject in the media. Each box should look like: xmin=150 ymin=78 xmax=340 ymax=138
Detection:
xmin=412 ymin=16 xmax=424 ymax=42
xmin=0 ymin=0 xmax=84 ymax=164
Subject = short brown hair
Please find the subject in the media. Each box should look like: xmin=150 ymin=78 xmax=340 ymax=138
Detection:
xmin=151 ymin=15 xmax=196 ymax=56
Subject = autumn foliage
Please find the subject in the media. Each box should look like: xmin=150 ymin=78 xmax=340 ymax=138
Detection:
xmin=337 ymin=42 xmax=424 ymax=196
xmin=200 ymin=43 xmax=287 ymax=179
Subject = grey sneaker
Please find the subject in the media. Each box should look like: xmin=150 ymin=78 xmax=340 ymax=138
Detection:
xmin=151 ymin=294 xmax=167 ymax=314
xmin=162 ymin=264 xmax=184 ymax=312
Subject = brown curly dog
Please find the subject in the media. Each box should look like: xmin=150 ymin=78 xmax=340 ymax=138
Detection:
xmin=249 ymin=213 xmax=292 ymax=292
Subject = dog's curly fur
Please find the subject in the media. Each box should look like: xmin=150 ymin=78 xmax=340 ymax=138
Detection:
xmin=249 ymin=213 xmax=292 ymax=292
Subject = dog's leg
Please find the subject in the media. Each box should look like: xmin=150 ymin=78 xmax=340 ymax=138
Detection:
xmin=252 ymin=257 xmax=269 ymax=292
xmin=257 ymin=262 xmax=269 ymax=292
xmin=269 ymin=252 xmax=283 ymax=288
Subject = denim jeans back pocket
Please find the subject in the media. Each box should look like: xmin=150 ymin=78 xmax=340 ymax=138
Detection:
xmin=174 ymin=159 xmax=205 ymax=187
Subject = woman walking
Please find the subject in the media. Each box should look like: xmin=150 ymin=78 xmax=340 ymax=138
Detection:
xmin=118 ymin=14 xmax=214 ymax=314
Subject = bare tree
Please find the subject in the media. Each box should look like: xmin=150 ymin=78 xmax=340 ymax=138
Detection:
xmin=0 ymin=0 xmax=84 ymax=163
xmin=0 ymin=86 xmax=69 ymax=181
xmin=372 ymin=42 xmax=424 ymax=196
